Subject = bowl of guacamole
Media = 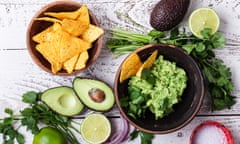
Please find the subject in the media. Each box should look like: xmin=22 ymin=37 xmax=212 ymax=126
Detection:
xmin=114 ymin=43 xmax=205 ymax=134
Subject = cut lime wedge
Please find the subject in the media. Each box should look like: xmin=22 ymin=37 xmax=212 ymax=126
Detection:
xmin=188 ymin=7 xmax=220 ymax=38
xmin=81 ymin=113 xmax=111 ymax=144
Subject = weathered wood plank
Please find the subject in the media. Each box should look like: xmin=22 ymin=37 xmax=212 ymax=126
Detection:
xmin=0 ymin=0 xmax=239 ymax=115
xmin=0 ymin=45 xmax=240 ymax=116
xmin=0 ymin=0 xmax=134 ymax=4
xmin=0 ymin=50 xmax=119 ymax=117
xmin=0 ymin=116 xmax=240 ymax=144
xmin=0 ymin=0 xmax=239 ymax=48
xmin=0 ymin=0 xmax=240 ymax=143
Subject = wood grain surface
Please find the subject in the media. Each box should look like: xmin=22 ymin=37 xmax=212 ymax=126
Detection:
xmin=0 ymin=0 xmax=240 ymax=143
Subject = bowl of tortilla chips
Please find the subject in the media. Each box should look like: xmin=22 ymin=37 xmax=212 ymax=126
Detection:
xmin=26 ymin=1 xmax=104 ymax=75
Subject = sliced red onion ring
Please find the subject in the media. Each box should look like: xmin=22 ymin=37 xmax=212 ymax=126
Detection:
xmin=104 ymin=114 xmax=130 ymax=144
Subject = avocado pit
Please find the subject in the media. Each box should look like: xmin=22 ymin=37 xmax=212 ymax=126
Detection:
xmin=88 ymin=88 xmax=106 ymax=103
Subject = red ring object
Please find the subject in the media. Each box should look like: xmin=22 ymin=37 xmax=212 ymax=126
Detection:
xmin=190 ymin=121 xmax=234 ymax=144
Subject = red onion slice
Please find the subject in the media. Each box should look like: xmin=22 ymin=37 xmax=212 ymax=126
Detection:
xmin=104 ymin=114 xmax=130 ymax=144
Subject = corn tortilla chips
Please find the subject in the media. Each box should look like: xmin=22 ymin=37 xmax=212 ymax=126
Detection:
xmin=32 ymin=5 xmax=104 ymax=74
xmin=120 ymin=53 xmax=142 ymax=83
xmin=120 ymin=50 xmax=159 ymax=83
xmin=136 ymin=50 xmax=158 ymax=77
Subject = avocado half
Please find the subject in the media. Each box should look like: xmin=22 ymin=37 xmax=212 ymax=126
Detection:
xmin=73 ymin=77 xmax=115 ymax=111
xmin=41 ymin=86 xmax=84 ymax=116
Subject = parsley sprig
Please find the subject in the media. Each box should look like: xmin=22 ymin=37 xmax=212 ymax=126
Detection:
xmin=107 ymin=27 xmax=236 ymax=110
xmin=0 ymin=91 xmax=81 ymax=144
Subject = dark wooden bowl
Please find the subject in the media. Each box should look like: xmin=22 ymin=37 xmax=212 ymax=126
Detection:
xmin=26 ymin=1 xmax=103 ymax=75
xmin=114 ymin=44 xmax=205 ymax=134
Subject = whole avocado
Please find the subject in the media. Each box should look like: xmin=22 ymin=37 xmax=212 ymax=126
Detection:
xmin=150 ymin=0 xmax=190 ymax=31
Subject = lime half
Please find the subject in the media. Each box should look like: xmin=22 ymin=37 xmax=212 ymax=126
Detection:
xmin=81 ymin=113 xmax=111 ymax=144
xmin=188 ymin=7 xmax=220 ymax=38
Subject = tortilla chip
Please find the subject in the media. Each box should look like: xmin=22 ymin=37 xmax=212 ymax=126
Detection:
xmin=120 ymin=53 xmax=142 ymax=83
xmin=81 ymin=24 xmax=104 ymax=42
xmin=51 ymin=62 xmax=62 ymax=74
xmin=61 ymin=5 xmax=90 ymax=36
xmin=136 ymin=50 xmax=158 ymax=77
xmin=75 ymin=51 xmax=89 ymax=70
xmin=36 ymin=43 xmax=57 ymax=63
xmin=61 ymin=18 xmax=89 ymax=36
xmin=77 ymin=5 xmax=90 ymax=25
xmin=58 ymin=30 xmax=91 ymax=63
xmin=35 ymin=42 xmax=62 ymax=74
xmin=32 ymin=25 xmax=53 ymax=43
xmin=63 ymin=54 xmax=79 ymax=73
xmin=32 ymin=5 xmax=98 ymax=74
xmin=44 ymin=7 xmax=82 ymax=20
xmin=35 ymin=17 xmax=62 ymax=23
xmin=32 ymin=23 xmax=61 ymax=43
xmin=143 ymin=50 xmax=158 ymax=68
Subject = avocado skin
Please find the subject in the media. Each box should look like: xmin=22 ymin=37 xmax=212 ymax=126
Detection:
xmin=150 ymin=0 xmax=190 ymax=31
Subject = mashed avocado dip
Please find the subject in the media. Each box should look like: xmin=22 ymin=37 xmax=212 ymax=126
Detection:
xmin=120 ymin=55 xmax=187 ymax=120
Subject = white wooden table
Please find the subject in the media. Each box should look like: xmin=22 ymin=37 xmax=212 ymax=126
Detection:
xmin=0 ymin=0 xmax=240 ymax=143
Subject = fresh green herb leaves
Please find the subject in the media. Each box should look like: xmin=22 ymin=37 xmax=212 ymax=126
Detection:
xmin=120 ymin=69 xmax=155 ymax=119
xmin=0 ymin=91 xmax=81 ymax=144
xmin=22 ymin=91 xmax=41 ymax=104
xmin=107 ymin=27 xmax=235 ymax=110
xmin=122 ymin=83 xmax=148 ymax=119
xmin=170 ymin=28 xmax=235 ymax=110
xmin=201 ymin=58 xmax=235 ymax=110
xmin=0 ymin=109 xmax=25 ymax=144
xmin=130 ymin=130 xmax=154 ymax=144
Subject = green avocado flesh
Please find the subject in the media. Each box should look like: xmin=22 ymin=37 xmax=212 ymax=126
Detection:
xmin=41 ymin=86 xmax=84 ymax=116
xmin=73 ymin=78 xmax=115 ymax=111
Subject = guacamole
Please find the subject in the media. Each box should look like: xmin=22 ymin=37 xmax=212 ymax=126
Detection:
xmin=121 ymin=55 xmax=187 ymax=120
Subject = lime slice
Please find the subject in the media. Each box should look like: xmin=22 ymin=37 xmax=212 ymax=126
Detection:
xmin=81 ymin=113 xmax=111 ymax=144
xmin=188 ymin=7 xmax=220 ymax=38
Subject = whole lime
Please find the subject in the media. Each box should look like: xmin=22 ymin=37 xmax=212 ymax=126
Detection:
xmin=33 ymin=127 xmax=67 ymax=144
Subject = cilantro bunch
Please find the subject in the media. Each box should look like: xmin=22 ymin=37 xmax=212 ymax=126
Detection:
xmin=107 ymin=28 xmax=235 ymax=110
xmin=0 ymin=91 xmax=81 ymax=144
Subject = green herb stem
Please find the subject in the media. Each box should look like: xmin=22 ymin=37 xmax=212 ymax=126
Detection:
xmin=69 ymin=124 xmax=81 ymax=135
xmin=111 ymin=29 xmax=156 ymax=43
